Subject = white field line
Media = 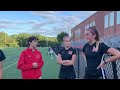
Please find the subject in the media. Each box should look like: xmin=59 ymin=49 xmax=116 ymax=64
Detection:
xmin=51 ymin=48 xmax=57 ymax=58
xmin=3 ymin=61 xmax=17 ymax=71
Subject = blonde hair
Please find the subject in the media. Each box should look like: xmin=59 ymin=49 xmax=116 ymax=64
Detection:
xmin=63 ymin=36 xmax=70 ymax=41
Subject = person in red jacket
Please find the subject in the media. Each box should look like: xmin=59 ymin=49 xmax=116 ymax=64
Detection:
xmin=17 ymin=36 xmax=44 ymax=79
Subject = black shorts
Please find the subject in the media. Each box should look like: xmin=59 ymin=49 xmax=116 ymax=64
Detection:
xmin=84 ymin=74 xmax=103 ymax=79
xmin=59 ymin=71 xmax=76 ymax=79
xmin=84 ymin=67 xmax=103 ymax=79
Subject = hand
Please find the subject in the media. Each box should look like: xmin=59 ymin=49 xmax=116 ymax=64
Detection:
xmin=97 ymin=61 xmax=105 ymax=69
xmin=62 ymin=60 xmax=73 ymax=66
xmin=32 ymin=62 xmax=38 ymax=68
xmin=62 ymin=60 xmax=69 ymax=64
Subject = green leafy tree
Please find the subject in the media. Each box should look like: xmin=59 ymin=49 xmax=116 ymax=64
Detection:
xmin=57 ymin=32 xmax=69 ymax=43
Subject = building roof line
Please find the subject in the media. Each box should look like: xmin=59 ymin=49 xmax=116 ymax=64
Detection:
xmin=71 ymin=11 xmax=98 ymax=31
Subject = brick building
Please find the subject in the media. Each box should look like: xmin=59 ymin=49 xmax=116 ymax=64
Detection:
xmin=71 ymin=11 xmax=120 ymax=42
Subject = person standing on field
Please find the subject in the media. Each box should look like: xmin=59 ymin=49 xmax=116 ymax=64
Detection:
xmin=17 ymin=36 xmax=44 ymax=79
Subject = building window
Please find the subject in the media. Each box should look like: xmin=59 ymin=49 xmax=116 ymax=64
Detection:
xmin=88 ymin=21 xmax=95 ymax=28
xmin=78 ymin=29 xmax=81 ymax=37
xmin=71 ymin=32 xmax=73 ymax=39
xmin=77 ymin=30 xmax=79 ymax=38
xmin=76 ymin=30 xmax=78 ymax=38
xmin=85 ymin=26 xmax=86 ymax=29
xmin=104 ymin=14 xmax=109 ymax=28
xmin=85 ymin=21 xmax=95 ymax=30
xmin=75 ymin=30 xmax=78 ymax=38
xmin=86 ymin=25 xmax=87 ymax=29
xmin=75 ymin=31 xmax=76 ymax=38
xmin=117 ymin=11 xmax=120 ymax=24
xmin=87 ymin=24 xmax=89 ymax=29
xmin=85 ymin=25 xmax=87 ymax=29
xmin=90 ymin=23 xmax=92 ymax=27
xmin=93 ymin=21 xmax=95 ymax=26
xmin=109 ymin=11 xmax=114 ymax=26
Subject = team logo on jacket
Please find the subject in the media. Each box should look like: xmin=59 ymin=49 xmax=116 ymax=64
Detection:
xmin=36 ymin=55 xmax=40 ymax=59
xmin=28 ymin=55 xmax=31 ymax=58
xmin=92 ymin=47 xmax=97 ymax=52
xmin=68 ymin=51 xmax=72 ymax=55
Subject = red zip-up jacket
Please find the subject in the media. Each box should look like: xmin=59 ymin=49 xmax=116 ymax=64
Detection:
xmin=17 ymin=48 xmax=44 ymax=79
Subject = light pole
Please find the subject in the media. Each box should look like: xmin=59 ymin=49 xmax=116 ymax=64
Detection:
xmin=47 ymin=37 xmax=48 ymax=47
xmin=65 ymin=17 xmax=71 ymax=37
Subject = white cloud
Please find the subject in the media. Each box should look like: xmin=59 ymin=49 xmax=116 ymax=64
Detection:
xmin=0 ymin=20 xmax=39 ymax=25
xmin=0 ymin=20 xmax=40 ymax=30
xmin=31 ymin=11 xmax=85 ymax=36
xmin=31 ymin=20 xmax=58 ymax=30
xmin=33 ymin=11 xmax=56 ymax=15
xmin=0 ymin=11 xmax=97 ymax=37
xmin=0 ymin=24 xmax=21 ymax=29
xmin=32 ymin=11 xmax=61 ymax=21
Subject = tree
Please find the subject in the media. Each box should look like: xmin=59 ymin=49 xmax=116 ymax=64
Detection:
xmin=15 ymin=33 xmax=30 ymax=47
xmin=0 ymin=31 xmax=59 ymax=47
xmin=57 ymin=32 xmax=69 ymax=43
xmin=0 ymin=32 xmax=7 ymax=47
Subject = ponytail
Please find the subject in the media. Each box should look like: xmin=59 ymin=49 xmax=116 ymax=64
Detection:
xmin=95 ymin=41 xmax=100 ymax=52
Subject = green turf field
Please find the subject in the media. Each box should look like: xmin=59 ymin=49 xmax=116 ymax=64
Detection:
xmin=1 ymin=47 xmax=60 ymax=79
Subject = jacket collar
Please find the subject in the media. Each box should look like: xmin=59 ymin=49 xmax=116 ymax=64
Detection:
xmin=27 ymin=47 xmax=37 ymax=52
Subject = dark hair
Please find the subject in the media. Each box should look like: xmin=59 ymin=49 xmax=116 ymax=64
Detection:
xmin=27 ymin=36 xmax=38 ymax=46
xmin=86 ymin=26 xmax=100 ymax=51
xmin=87 ymin=26 xmax=100 ymax=41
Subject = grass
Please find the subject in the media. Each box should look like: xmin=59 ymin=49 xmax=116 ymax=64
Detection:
xmin=1 ymin=47 xmax=60 ymax=79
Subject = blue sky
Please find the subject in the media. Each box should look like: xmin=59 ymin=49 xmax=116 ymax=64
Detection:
xmin=0 ymin=11 xmax=97 ymax=37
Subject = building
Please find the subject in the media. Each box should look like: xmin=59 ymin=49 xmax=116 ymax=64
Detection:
xmin=71 ymin=11 xmax=120 ymax=42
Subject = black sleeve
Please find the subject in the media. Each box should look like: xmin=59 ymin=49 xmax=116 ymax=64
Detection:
xmin=0 ymin=50 xmax=6 ymax=61
xmin=72 ymin=49 xmax=77 ymax=55
xmin=100 ymin=43 xmax=110 ymax=54
xmin=58 ymin=48 xmax=62 ymax=55
xmin=82 ymin=44 xmax=87 ymax=53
